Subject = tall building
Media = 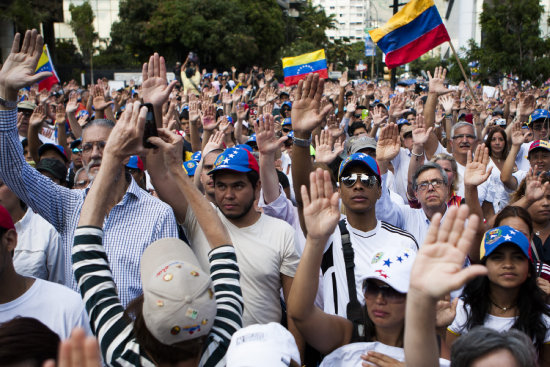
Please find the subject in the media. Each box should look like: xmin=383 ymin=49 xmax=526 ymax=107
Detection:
xmin=311 ymin=0 xmax=373 ymax=42
xmin=54 ymin=0 xmax=120 ymax=49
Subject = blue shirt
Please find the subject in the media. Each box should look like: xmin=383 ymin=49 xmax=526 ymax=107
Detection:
xmin=0 ymin=108 xmax=179 ymax=306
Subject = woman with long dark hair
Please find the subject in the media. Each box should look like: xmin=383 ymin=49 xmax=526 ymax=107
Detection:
xmin=483 ymin=127 xmax=514 ymax=212
xmin=446 ymin=225 xmax=550 ymax=364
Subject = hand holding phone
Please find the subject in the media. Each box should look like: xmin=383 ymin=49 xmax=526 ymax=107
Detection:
xmin=142 ymin=103 xmax=158 ymax=149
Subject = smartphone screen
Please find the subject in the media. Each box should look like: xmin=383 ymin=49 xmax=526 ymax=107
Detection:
xmin=142 ymin=103 xmax=158 ymax=148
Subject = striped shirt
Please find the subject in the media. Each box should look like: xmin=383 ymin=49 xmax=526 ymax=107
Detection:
xmin=73 ymin=226 xmax=243 ymax=367
xmin=0 ymin=109 xmax=179 ymax=306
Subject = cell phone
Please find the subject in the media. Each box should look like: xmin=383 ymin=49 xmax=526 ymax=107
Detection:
xmin=142 ymin=103 xmax=158 ymax=149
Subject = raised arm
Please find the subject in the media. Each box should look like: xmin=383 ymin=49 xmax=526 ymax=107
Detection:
xmin=463 ymin=144 xmax=492 ymax=262
xmin=500 ymin=122 xmax=524 ymax=190
xmin=27 ymin=104 xmax=47 ymax=164
xmin=425 ymin=67 xmax=452 ymax=157
xmin=405 ymin=205 xmax=487 ymax=367
xmin=188 ymin=100 xmax=202 ymax=153
xmin=407 ymin=115 xmax=432 ymax=198
xmin=141 ymin=53 xmax=177 ymax=129
xmin=291 ymin=73 xmax=332 ymax=235
xmin=65 ymin=92 xmax=82 ymax=139
xmin=287 ymin=168 xmax=353 ymax=354
xmin=256 ymin=114 xmax=288 ymax=204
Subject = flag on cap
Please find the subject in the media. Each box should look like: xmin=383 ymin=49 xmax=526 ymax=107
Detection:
xmin=369 ymin=0 xmax=450 ymax=69
xmin=282 ymin=49 xmax=328 ymax=86
xmin=35 ymin=44 xmax=60 ymax=91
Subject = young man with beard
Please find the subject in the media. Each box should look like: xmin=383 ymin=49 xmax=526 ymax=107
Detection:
xmin=0 ymin=30 xmax=178 ymax=306
xmin=147 ymin=135 xmax=303 ymax=354
xmin=290 ymin=74 xmax=417 ymax=320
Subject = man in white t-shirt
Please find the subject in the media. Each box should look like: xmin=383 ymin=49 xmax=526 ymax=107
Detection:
xmin=177 ymin=147 xmax=301 ymax=347
xmin=0 ymin=204 xmax=90 ymax=339
xmin=514 ymin=109 xmax=549 ymax=172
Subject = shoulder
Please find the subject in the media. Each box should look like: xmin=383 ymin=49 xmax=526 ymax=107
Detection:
xmin=258 ymin=214 xmax=295 ymax=234
xmin=32 ymin=279 xmax=84 ymax=306
xmin=380 ymin=221 xmax=419 ymax=248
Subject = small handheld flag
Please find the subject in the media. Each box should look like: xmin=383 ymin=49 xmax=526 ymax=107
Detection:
xmin=369 ymin=0 xmax=449 ymax=69
xmin=35 ymin=44 xmax=60 ymax=91
xmin=282 ymin=49 xmax=328 ymax=86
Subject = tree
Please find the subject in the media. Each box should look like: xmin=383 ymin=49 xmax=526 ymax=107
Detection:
xmin=471 ymin=0 xmax=550 ymax=82
xmin=69 ymin=0 xmax=98 ymax=80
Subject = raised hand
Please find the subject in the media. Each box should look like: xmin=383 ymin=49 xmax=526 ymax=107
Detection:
xmin=372 ymin=106 xmax=388 ymax=128
xmin=339 ymin=70 xmax=348 ymax=89
xmin=409 ymin=205 xmax=487 ymax=300
xmin=236 ymin=102 xmax=247 ymax=121
xmin=254 ymin=114 xmax=287 ymax=156
xmin=525 ymin=166 xmax=550 ymax=203
xmin=266 ymin=87 xmax=278 ymax=103
xmin=412 ymin=114 xmax=433 ymax=146
xmin=427 ymin=66 xmax=451 ymax=96
xmin=314 ymin=129 xmax=343 ymax=164
xmin=103 ymin=101 xmax=148 ymax=160
xmin=55 ymin=104 xmax=66 ymax=123
xmin=389 ymin=94 xmax=409 ymax=119
xmin=439 ymin=94 xmax=454 ymax=115
xmin=29 ymin=104 xmax=46 ymax=128
xmin=0 ymin=30 xmax=53 ymax=98
xmin=201 ymin=103 xmax=218 ymax=131
xmin=189 ymin=101 xmax=200 ymax=123
xmin=232 ymin=88 xmax=243 ymax=103
xmin=346 ymin=95 xmax=357 ymax=114
xmin=435 ymin=296 xmax=458 ymax=328
xmin=203 ymin=130 xmax=225 ymax=153
xmin=464 ymin=144 xmax=492 ymax=186
xmin=257 ymin=90 xmax=267 ymax=107
xmin=92 ymin=85 xmax=113 ymax=111
xmin=376 ymin=123 xmax=400 ymax=163
xmin=141 ymin=52 xmax=177 ymax=107
xmin=221 ymin=91 xmax=232 ymax=105
xmin=148 ymin=128 xmax=184 ymax=172
xmin=510 ymin=121 xmax=526 ymax=146
xmin=265 ymin=69 xmax=274 ymax=83
xmin=301 ymin=168 xmax=341 ymax=240
xmin=518 ymin=92 xmax=536 ymax=117
xmin=291 ymin=73 xmax=332 ymax=135
xmin=326 ymin=113 xmax=344 ymax=139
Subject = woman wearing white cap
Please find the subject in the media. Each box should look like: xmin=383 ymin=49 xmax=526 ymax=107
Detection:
xmin=287 ymin=168 xmax=451 ymax=366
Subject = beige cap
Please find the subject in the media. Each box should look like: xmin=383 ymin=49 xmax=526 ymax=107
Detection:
xmin=141 ymin=238 xmax=217 ymax=345
xmin=17 ymin=100 xmax=37 ymax=111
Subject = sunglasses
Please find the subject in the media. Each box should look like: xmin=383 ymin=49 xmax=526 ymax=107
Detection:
xmin=340 ymin=173 xmax=378 ymax=188
xmin=72 ymin=148 xmax=82 ymax=154
xmin=282 ymin=128 xmax=291 ymax=133
xmin=363 ymin=280 xmax=405 ymax=303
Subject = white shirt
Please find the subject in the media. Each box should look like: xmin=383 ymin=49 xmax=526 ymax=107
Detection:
xmin=322 ymin=220 xmax=418 ymax=317
xmin=516 ymin=142 xmax=532 ymax=172
xmin=320 ymin=342 xmax=450 ymax=367
xmin=0 ymin=278 xmax=91 ymax=339
xmin=456 ymin=161 xmax=465 ymax=198
xmin=13 ymin=208 xmax=65 ymax=284
xmin=183 ymin=206 xmax=300 ymax=326
xmin=449 ymin=299 xmax=550 ymax=343
xmin=390 ymin=148 xmax=412 ymax=202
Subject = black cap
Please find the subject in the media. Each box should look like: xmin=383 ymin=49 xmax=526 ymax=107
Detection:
xmin=36 ymin=158 xmax=67 ymax=182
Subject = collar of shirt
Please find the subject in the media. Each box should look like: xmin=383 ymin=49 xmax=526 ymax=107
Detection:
xmin=14 ymin=207 xmax=33 ymax=231
xmin=84 ymin=172 xmax=142 ymax=205
xmin=421 ymin=205 xmax=448 ymax=226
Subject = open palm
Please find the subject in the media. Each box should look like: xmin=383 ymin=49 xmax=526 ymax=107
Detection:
xmin=302 ymin=168 xmax=341 ymax=240
xmin=376 ymin=123 xmax=401 ymax=162
xmin=291 ymin=74 xmax=332 ymax=134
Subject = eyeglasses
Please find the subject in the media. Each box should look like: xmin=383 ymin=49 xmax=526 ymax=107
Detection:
xmin=19 ymin=110 xmax=33 ymax=117
xmin=74 ymin=180 xmax=89 ymax=189
xmin=340 ymin=173 xmax=378 ymax=188
xmin=452 ymin=134 xmax=476 ymax=140
xmin=363 ymin=280 xmax=405 ymax=303
xmin=416 ymin=179 xmax=444 ymax=192
xmin=81 ymin=141 xmax=106 ymax=153
xmin=72 ymin=148 xmax=82 ymax=154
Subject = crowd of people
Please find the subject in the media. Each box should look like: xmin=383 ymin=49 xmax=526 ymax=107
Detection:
xmin=1 ymin=29 xmax=550 ymax=366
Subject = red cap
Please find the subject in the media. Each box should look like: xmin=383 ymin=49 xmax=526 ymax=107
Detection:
xmin=0 ymin=205 xmax=15 ymax=231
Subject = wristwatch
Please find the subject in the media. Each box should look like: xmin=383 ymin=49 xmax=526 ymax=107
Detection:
xmin=292 ymin=135 xmax=312 ymax=148
xmin=0 ymin=96 xmax=17 ymax=109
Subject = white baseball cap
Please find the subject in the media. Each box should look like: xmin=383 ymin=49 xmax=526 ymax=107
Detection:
xmin=140 ymin=238 xmax=217 ymax=345
xmin=362 ymin=246 xmax=416 ymax=294
xmin=226 ymin=323 xmax=301 ymax=367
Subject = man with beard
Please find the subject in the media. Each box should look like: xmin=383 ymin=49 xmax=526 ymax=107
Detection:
xmin=0 ymin=30 xmax=178 ymax=306
xmin=154 ymin=144 xmax=302 ymax=353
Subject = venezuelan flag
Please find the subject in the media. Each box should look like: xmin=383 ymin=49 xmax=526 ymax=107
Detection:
xmin=369 ymin=0 xmax=449 ymax=69
xmin=35 ymin=44 xmax=60 ymax=91
xmin=282 ymin=49 xmax=328 ymax=86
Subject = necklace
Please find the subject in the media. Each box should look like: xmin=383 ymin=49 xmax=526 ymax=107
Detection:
xmin=491 ymin=299 xmax=516 ymax=312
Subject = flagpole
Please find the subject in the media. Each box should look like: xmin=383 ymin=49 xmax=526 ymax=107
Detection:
xmin=448 ymin=40 xmax=477 ymax=103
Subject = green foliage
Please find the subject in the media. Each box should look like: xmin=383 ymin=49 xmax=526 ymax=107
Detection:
xmin=472 ymin=0 xmax=550 ymax=82
xmin=110 ymin=0 xmax=284 ymax=69
xmin=68 ymin=0 xmax=98 ymax=63
xmin=54 ymin=39 xmax=85 ymax=81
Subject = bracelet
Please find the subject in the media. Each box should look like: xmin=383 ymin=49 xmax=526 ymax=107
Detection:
xmin=411 ymin=150 xmax=424 ymax=157
xmin=0 ymin=96 xmax=17 ymax=109
xmin=292 ymin=135 xmax=312 ymax=148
